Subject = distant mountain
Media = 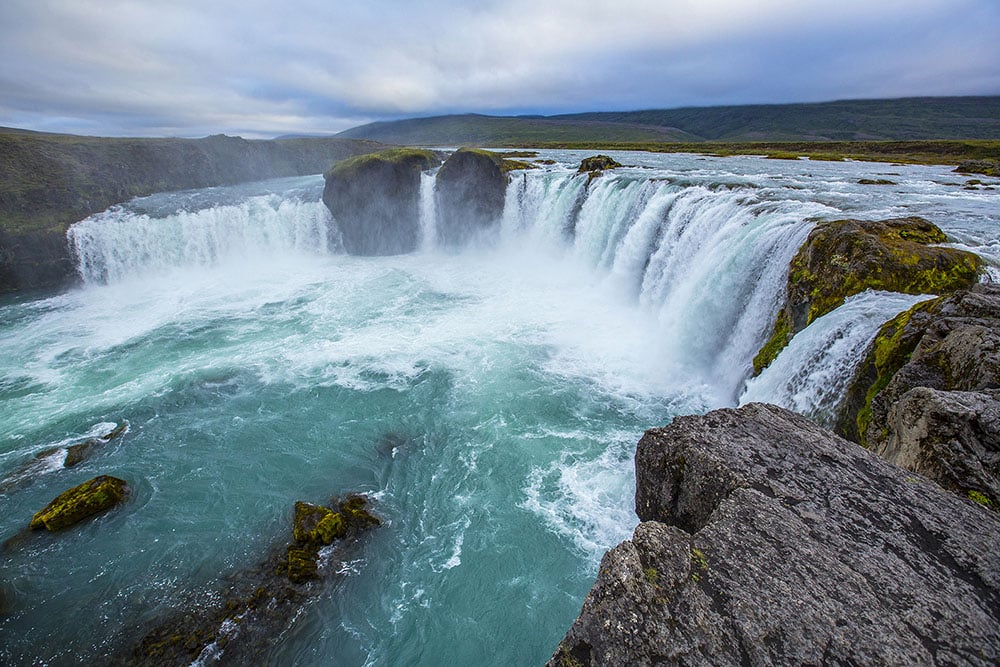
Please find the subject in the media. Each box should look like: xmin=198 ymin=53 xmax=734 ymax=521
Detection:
xmin=337 ymin=97 xmax=1000 ymax=145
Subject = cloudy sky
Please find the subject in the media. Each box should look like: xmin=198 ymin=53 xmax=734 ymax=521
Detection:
xmin=1 ymin=0 xmax=998 ymax=137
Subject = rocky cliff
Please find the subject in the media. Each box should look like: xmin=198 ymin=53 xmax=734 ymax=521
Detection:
xmin=835 ymin=284 xmax=1000 ymax=507
xmin=548 ymin=403 xmax=1000 ymax=666
xmin=0 ymin=129 xmax=383 ymax=292
xmin=753 ymin=217 xmax=983 ymax=374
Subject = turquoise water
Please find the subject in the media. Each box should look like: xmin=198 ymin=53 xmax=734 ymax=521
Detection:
xmin=1 ymin=152 xmax=997 ymax=664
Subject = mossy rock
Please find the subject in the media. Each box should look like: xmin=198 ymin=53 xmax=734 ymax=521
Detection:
xmin=323 ymin=148 xmax=438 ymax=180
xmin=29 ymin=475 xmax=129 ymax=531
xmin=753 ymin=217 xmax=983 ymax=374
xmin=286 ymin=545 xmax=320 ymax=583
xmin=292 ymin=501 xmax=346 ymax=545
xmin=577 ymin=155 xmax=622 ymax=173
xmin=858 ymin=178 xmax=896 ymax=185
xmin=955 ymin=159 xmax=999 ymax=177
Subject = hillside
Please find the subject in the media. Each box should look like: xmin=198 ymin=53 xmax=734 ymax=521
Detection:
xmin=337 ymin=96 xmax=1000 ymax=145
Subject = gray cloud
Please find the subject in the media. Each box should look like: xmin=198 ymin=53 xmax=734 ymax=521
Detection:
xmin=1 ymin=0 xmax=997 ymax=136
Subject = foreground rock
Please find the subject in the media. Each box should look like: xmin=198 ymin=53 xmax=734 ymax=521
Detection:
xmin=29 ymin=475 xmax=129 ymax=531
xmin=753 ymin=216 xmax=983 ymax=373
xmin=549 ymin=403 xmax=1000 ymax=666
xmin=434 ymin=148 xmax=512 ymax=247
xmin=0 ymin=421 xmax=128 ymax=494
xmin=836 ymin=284 xmax=1000 ymax=506
xmin=322 ymin=148 xmax=440 ymax=255
xmin=128 ymin=494 xmax=379 ymax=665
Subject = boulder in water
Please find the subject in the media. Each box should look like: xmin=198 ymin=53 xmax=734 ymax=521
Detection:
xmin=753 ymin=216 xmax=983 ymax=374
xmin=29 ymin=475 xmax=129 ymax=531
xmin=548 ymin=403 xmax=1000 ymax=666
xmin=322 ymin=148 xmax=440 ymax=255
xmin=130 ymin=493 xmax=380 ymax=664
xmin=577 ymin=155 xmax=622 ymax=173
xmin=0 ymin=421 xmax=129 ymax=494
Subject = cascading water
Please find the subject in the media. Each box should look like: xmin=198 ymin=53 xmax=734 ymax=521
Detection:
xmin=740 ymin=290 xmax=936 ymax=424
xmin=1 ymin=150 xmax=996 ymax=666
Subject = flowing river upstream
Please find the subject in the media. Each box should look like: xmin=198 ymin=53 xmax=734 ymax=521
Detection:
xmin=1 ymin=150 xmax=997 ymax=665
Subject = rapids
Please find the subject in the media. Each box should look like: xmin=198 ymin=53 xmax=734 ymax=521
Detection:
xmin=1 ymin=150 xmax=996 ymax=665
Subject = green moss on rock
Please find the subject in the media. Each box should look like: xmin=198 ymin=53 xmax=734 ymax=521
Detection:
xmin=29 ymin=474 xmax=129 ymax=531
xmin=324 ymin=147 xmax=438 ymax=179
xmin=577 ymin=155 xmax=622 ymax=173
xmin=292 ymin=501 xmax=346 ymax=545
xmin=753 ymin=217 xmax=982 ymax=374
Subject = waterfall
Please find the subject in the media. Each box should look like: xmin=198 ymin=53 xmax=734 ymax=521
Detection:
xmin=740 ymin=290 xmax=935 ymax=424
xmin=68 ymin=194 xmax=333 ymax=284
xmin=501 ymin=170 xmax=835 ymax=401
xmin=419 ymin=170 xmax=438 ymax=251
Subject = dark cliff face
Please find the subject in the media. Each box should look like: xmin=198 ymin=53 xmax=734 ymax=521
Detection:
xmin=434 ymin=148 xmax=507 ymax=247
xmin=549 ymin=403 xmax=1000 ymax=667
xmin=321 ymin=149 xmax=440 ymax=255
xmin=0 ymin=130 xmax=383 ymax=293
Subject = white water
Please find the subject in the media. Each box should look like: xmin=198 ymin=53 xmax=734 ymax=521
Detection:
xmin=2 ymin=151 xmax=997 ymax=665
xmin=740 ymin=290 xmax=937 ymax=424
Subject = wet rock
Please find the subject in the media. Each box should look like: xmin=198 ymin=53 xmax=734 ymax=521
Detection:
xmin=549 ymin=403 xmax=1000 ymax=666
xmin=435 ymin=148 xmax=508 ymax=247
xmin=955 ymin=159 xmax=999 ymax=177
xmin=836 ymin=284 xmax=1000 ymax=505
xmin=753 ymin=216 xmax=983 ymax=374
xmin=577 ymin=155 xmax=622 ymax=173
xmin=29 ymin=475 xmax=130 ymax=531
xmin=322 ymin=148 xmax=440 ymax=255
xmin=0 ymin=421 xmax=129 ymax=494
xmin=127 ymin=494 xmax=380 ymax=665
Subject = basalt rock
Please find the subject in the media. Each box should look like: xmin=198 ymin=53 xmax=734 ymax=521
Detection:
xmin=322 ymin=148 xmax=440 ymax=255
xmin=548 ymin=403 xmax=1000 ymax=666
xmin=836 ymin=284 xmax=1000 ymax=506
xmin=29 ymin=475 xmax=130 ymax=531
xmin=753 ymin=216 xmax=983 ymax=374
xmin=128 ymin=494 xmax=380 ymax=665
xmin=434 ymin=148 xmax=508 ymax=247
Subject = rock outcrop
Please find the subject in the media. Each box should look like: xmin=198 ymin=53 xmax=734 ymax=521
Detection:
xmin=577 ymin=155 xmax=622 ymax=173
xmin=836 ymin=284 xmax=1000 ymax=506
xmin=29 ymin=475 xmax=130 ymax=531
xmin=753 ymin=216 xmax=983 ymax=374
xmin=434 ymin=148 xmax=509 ymax=247
xmin=548 ymin=403 xmax=1000 ymax=666
xmin=0 ymin=129 xmax=383 ymax=293
xmin=128 ymin=494 xmax=379 ymax=666
xmin=322 ymin=148 xmax=440 ymax=255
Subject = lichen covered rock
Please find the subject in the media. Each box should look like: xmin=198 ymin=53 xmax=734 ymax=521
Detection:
xmin=29 ymin=475 xmax=129 ymax=531
xmin=753 ymin=216 xmax=983 ymax=374
xmin=322 ymin=148 xmax=440 ymax=255
xmin=549 ymin=403 xmax=1000 ymax=666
